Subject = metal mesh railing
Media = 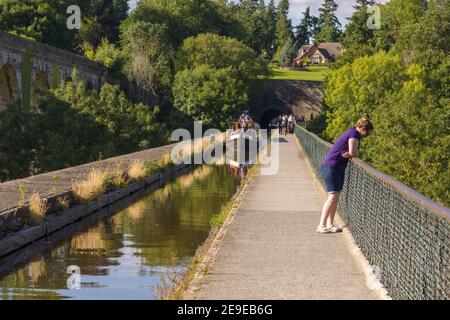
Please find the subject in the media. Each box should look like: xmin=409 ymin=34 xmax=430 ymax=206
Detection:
xmin=294 ymin=124 xmax=450 ymax=300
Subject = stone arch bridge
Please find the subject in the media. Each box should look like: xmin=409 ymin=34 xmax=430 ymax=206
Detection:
xmin=249 ymin=80 xmax=324 ymax=128
xmin=0 ymin=31 xmax=106 ymax=111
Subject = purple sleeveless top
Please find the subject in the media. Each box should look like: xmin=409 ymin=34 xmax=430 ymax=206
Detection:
xmin=323 ymin=127 xmax=361 ymax=168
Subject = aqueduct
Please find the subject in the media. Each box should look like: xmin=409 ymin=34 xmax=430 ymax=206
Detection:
xmin=0 ymin=31 xmax=106 ymax=111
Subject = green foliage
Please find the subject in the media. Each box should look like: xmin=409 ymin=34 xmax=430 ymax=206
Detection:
xmin=54 ymin=70 xmax=169 ymax=151
xmin=342 ymin=1 xmax=375 ymax=51
xmin=323 ymin=52 xmax=405 ymax=141
xmin=0 ymin=102 xmax=35 ymax=181
xmin=20 ymin=52 xmax=32 ymax=110
xmin=372 ymin=0 xmax=427 ymax=51
xmin=393 ymin=0 xmax=449 ymax=64
xmin=50 ymin=64 xmax=60 ymax=89
xmin=275 ymin=0 xmax=293 ymax=51
xmin=324 ymin=6 xmax=450 ymax=208
xmin=233 ymin=0 xmax=276 ymax=58
xmin=210 ymin=200 xmax=235 ymax=227
xmin=127 ymin=0 xmax=240 ymax=48
xmin=0 ymin=0 xmax=128 ymax=52
xmin=0 ymin=0 xmax=77 ymax=50
xmin=315 ymin=0 xmax=342 ymax=43
xmin=78 ymin=0 xmax=129 ymax=47
xmin=294 ymin=7 xmax=314 ymax=47
xmin=306 ymin=113 xmax=327 ymax=134
xmin=364 ymin=64 xmax=450 ymax=206
xmin=175 ymin=33 xmax=267 ymax=82
xmin=173 ymin=33 xmax=266 ymax=130
xmin=120 ymin=20 xmax=173 ymax=99
xmin=91 ymin=38 xmax=125 ymax=78
xmin=0 ymin=70 xmax=169 ymax=181
xmin=278 ymin=38 xmax=297 ymax=67
xmin=173 ymin=65 xmax=248 ymax=130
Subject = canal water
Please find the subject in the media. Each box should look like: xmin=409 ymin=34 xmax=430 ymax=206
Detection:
xmin=0 ymin=165 xmax=242 ymax=300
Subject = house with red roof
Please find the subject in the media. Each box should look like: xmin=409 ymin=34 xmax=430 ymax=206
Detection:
xmin=294 ymin=43 xmax=344 ymax=65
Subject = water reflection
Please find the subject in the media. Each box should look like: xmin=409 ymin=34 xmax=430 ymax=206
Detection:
xmin=229 ymin=161 xmax=250 ymax=179
xmin=0 ymin=165 xmax=240 ymax=300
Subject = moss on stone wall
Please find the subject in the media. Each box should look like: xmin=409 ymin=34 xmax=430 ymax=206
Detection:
xmin=51 ymin=63 xmax=60 ymax=89
xmin=21 ymin=52 xmax=33 ymax=110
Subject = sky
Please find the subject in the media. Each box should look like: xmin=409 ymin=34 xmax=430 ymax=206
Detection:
xmin=127 ymin=0 xmax=389 ymax=29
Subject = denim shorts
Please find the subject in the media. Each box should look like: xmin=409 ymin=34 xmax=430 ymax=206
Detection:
xmin=320 ymin=164 xmax=346 ymax=193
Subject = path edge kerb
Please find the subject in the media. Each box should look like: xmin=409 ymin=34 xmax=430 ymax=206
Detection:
xmin=293 ymin=137 xmax=391 ymax=300
xmin=183 ymin=167 xmax=258 ymax=300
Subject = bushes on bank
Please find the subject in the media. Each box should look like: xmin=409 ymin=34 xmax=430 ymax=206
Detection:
xmin=0 ymin=72 xmax=170 ymax=182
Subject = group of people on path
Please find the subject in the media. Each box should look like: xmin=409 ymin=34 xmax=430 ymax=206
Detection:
xmin=273 ymin=114 xmax=295 ymax=135
xmin=239 ymin=113 xmax=253 ymax=132
xmin=230 ymin=114 xmax=254 ymax=135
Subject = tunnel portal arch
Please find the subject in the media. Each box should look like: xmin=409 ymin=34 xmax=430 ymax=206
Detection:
xmin=248 ymin=80 xmax=324 ymax=129
xmin=258 ymin=108 xmax=285 ymax=129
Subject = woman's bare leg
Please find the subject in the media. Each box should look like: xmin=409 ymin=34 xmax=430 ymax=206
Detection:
xmin=319 ymin=192 xmax=340 ymax=227
xmin=327 ymin=192 xmax=340 ymax=227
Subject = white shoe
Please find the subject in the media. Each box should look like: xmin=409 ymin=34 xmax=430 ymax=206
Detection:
xmin=316 ymin=225 xmax=330 ymax=234
xmin=327 ymin=225 xmax=343 ymax=233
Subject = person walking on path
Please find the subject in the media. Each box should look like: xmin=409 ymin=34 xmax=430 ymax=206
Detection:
xmin=317 ymin=114 xmax=374 ymax=234
xmin=288 ymin=114 xmax=294 ymax=133
xmin=277 ymin=115 xmax=283 ymax=134
xmin=280 ymin=115 xmax=288 ymax=136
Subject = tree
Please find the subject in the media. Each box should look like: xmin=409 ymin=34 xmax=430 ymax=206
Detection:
xmin=175 ymin=33 xmax=266 ymax=82
xmin=53 ymin=70 xmax=169 ymax=151
xmin=295 ymin=7 xmax=314 ymax=46
xmin=0 ymin=73 xmax=170 ymax=180
xmin=173 ymin=65 xmax=248 ymax=129
xmin=275 ymin=0 xmax=293 ymax=50
xmin=0 ymin=0 xmax=129 ymax=52
xmin=126 ymin=0 xmax=240 ymax=48
xmin=323 ymin=52 xmax=406 ymax=141
xmin=0 ymin=102 xmax=35 ymax=181
xmin=342 ymin=0 xmax=376 ymax=48
xmin=394 ymin=0 xmax=449 ymax=66
xmin=337 ymin=0 xmax=377 ymax=65
xmin=232 ymin=0 xmax=280 ymax=58
xmin=279 ymin=38 xmax=297 ymax=67
xmin=315 ymin=0 xmax=342 ymax=43
xmin=234 ymin=0 xmax=257 ymax=50
xmin=264 ymin=0 xmax=278 ymax=59
xmin=372 ymin=0 xmax=427 ymax=51
xmin=174 ymin=33 xmax=266 ymax=129
xmin=364 ymin=63 xmax=450 ymax=206
xmin=89 ymin=38 xmax=125 ymax=78
xmin=120 ymin=21 xmax=173 ymax=101
xmin=86 ymin=0 xmax=129 ymax=45
xmin=0 ymin=0 xmax=77 ymax=51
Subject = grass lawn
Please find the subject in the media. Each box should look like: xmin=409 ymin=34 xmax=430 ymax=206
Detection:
xmin=265 ymin=66 xmax=331 ymax=82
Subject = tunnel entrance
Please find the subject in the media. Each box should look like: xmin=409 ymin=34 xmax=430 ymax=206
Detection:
xmin=259 ymin=109 xmax=284 ymax=129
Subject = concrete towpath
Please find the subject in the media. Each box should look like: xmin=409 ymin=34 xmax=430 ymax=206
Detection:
xmin=190 ymin=134 xmax=377 ymax=300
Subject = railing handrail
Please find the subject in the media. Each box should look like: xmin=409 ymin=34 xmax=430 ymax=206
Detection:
xmin=295 ymin=123 xmax=450 ymax=222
